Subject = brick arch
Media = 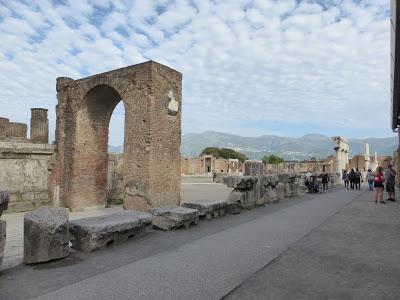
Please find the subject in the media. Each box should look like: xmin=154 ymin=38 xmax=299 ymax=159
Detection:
xmin=54 ymin=61 xmax=182 ymax=211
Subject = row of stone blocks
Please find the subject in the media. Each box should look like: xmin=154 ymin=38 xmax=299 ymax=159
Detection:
xmin=20 ymin=200 xmax=234 ymax=264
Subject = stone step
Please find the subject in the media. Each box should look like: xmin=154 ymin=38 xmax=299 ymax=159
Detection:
xmin=150 ymin=205 xmax=199 ymax=230
xmin=69 ymin=211 xmax=153 ymax=252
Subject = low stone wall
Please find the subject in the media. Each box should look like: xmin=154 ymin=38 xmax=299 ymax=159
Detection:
xmin=0 ymin=141 xmax=54 ymax=212
xmin=222 ymin=161 xmax=340 ymax=209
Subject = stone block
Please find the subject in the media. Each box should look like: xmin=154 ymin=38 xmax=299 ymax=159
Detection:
xmin=263 ymin=186 xmax=279 ymax=204
xmin=0 ymin=189 xmax=9 ymax=217
xmin=244 ymin=161 xmax=264 ymax=177
xmin=150 ymin=205 xmax=199 ymax=230
xmin=284 ymin=183 xmax=296 ymax=198
xmin=24 ymin=207 xmax=69 ymax=264
xmin=182 ymin=200 xmax=227 ymax=219
xmin=262 ymin=174 xmax=279 ymax=187
xmin=226 ymin=202 xmax=241 ymax=214
xmin=277 ymin=173 xmax=290 ymax=184
xmin=69 ymin=211 xmax=153 ymax=252
xmin=21 ymin=192 xmax=35 ymax=202
xmin=276 ymin=183 xmax=285 ymax=200
xmin=0 ymin=220 xmax=5 ymax=268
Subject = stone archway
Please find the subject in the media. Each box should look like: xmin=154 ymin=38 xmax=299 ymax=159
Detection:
xmin=54 ymin=61 xmax=182 ymax=211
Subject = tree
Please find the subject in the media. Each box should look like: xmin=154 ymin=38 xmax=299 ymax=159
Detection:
xmin=262 ymin=154 xmax=284 ymax=165
xmin=200 ymin=147 xmax=248 ymax=162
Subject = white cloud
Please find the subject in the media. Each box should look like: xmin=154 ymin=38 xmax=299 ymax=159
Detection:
xmin=0 ymin=0 xmax=393 ymax=146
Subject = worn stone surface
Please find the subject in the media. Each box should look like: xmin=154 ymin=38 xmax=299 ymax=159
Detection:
xmin=0 ymin=189 xmax=9 ymax=217
xmin=150 ymin=205 xmax=199 ymax=230
xmin=244 ymin=161 xmax=264 ymax=177
xmin=24 ymin=207 xmax=69 ymax=264
xmin=0 ymin=220 xmax=5 ymax=268
xmin=54 ymin=61 xmax=182 ymax=211
xmin=182 ymin=200 xmax=227 ymax=219
xmin=69 ymin=211 xmax=153 ymax=251
xmin=0 ymin=141 xmax=54 ymax=212
xmin=226 ymin=201 xmax=242 ymax=214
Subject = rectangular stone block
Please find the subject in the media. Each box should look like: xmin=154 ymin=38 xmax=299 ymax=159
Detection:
xmin=181 ymin=200 xmax=227 ymax=219
xmin=69 ymin=211 xmax=153 ymax=252
xmin=24 ymin=207 xmax=69 ymax=264
xmin=244 ymin=161 xmax=264 ymax=177
xmin=150 ymin=205 xmax=199 ymax=230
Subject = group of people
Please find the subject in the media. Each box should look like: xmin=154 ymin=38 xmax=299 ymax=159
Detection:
xmin=342 ymin=165 xmax=397 ymax=204
xmin=341 ymin=168 xmax=363 ymax=190
xmin=304 ymin=167 xmax=330 ymax=193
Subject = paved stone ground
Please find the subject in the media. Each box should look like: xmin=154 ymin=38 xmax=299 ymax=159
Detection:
xmin=225 ymin=190 xmax=400 ymax=300
xmin=1 ymin=179 xmax=232 ymax=270
xmin=0 ymin=186 xmax=366 ymax=299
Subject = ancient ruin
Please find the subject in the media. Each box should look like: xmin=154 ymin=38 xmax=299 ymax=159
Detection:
xmin=53 ymin=61 xmax=182 ymax=211
xmin=332 ymin=136 xmax=349 ymax=173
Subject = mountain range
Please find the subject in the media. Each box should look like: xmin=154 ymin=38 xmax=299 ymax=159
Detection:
xmin=109 ymin=131 xmax=398 ymax=161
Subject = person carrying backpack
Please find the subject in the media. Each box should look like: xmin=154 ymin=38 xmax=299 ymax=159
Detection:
xmin=349 ymin=169 xmax=355 ymax=190
xmin=374 ymin=166 xmax=385 ymax=204
xmin=354 ymin=168 xmax=362 ymax=190
xmin=342 ymin=170 xmax=349 ymax=189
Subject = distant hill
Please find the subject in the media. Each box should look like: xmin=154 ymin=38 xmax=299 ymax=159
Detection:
xmin=109 ymin=131 xmax=398 ymax=161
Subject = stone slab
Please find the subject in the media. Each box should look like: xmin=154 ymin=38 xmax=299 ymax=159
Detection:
xmin=24 ymin=207 xmax=69 ymax=264
xmin=0 ymin=220 xmax=5 ymax=268
xmin=182 ymin=200 xmax=227 ymax=219
xmin=69 ymin=211 xmax=153 ymax=252
xmin=150 ymin=205 xmax=199 ymax=230
xmin=0 ymin=189 xmax=9 ymax=217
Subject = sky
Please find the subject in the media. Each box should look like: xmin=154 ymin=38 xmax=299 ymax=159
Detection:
xmin=0 ymin=0 xmax=393 ymax=146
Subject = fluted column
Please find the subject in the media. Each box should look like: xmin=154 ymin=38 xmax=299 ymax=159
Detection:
xmin=30 ymin=108 xmax=49 ymax=143
xmin=7 ymin=122 xmax=27 ymax=139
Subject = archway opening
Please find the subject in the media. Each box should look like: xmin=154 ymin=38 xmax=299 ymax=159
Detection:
xmin=107 ymin=101 xmax=125 ymax=206
xmin=73 ymin=84 xmax=124 ymax=209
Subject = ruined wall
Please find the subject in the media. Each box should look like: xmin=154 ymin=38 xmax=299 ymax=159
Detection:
xmin=107 ymin=154 xmax=124 ymax=202
xmin=181 ymin=156 xmax=244 ymax=175
xmin=55 ymin=61 xmax=182 ymax=211
xmin=0 ymin=141 xmax=54 ymax=212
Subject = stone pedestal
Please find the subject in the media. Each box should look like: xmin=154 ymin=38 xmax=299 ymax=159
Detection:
xmin=150 ymin=206 xmax=199 ymax=230
xmin=24 ymin=208 xmax=69 ymax=264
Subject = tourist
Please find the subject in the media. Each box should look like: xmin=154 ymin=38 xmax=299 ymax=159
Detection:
xmin=385 ymin=165 xmax=396 ymax=201
xmin=374 ymin=166 xmax=385 ymax=204
xmin=320 ymin=167 xmax=329 ymax=191
xmin=349 ymin=169 xmax=355 ymax=189
xmin=354 ymin=168 xmax=362 ymax=190
xmin=342 ymin=170 xmax=349 ymax=189
xmin=366 ymin=169 xmax=374 ymax=191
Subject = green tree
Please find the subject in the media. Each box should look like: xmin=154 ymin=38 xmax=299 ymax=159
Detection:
xmin=262 ymin=154 xmax=284 ymax=165
xmin=200 ymin=147 xmax=248 ymax=162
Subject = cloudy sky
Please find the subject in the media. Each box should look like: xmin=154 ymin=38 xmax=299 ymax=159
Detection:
xmin=0 ymin=0 xmax=393 ymax=146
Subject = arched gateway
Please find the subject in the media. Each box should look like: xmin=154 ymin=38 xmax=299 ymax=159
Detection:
xmin=54 ymin=61 xmax=182 ymax=211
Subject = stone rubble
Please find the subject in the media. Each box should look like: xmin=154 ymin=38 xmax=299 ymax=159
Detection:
xmin=24 ymin=207 xmax=69 ymax=264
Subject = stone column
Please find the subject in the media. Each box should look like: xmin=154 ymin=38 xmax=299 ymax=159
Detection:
xmin=335 ymin=148 xmax=342 ymax=174
xmin=0 ymin=117 xmax=9 ymax=140
xmin=7 ymin=122 xmax=27 ymax=139
xmin=30 ymin=108 xmax=49 ymax=143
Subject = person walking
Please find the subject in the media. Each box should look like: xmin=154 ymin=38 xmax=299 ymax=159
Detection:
xmin=320 ymin=167 xmax=329 ymax=191
xmin=385 ymin=165 xmax=396 ymax=201
xmin=349 ymin=169 xmax=355 ymax=190
xmin=366 ymin=169 xmax=374 ymax=191
xmin=374 ymin=166 xmax=385 ymax=204
xmin=354 ymin=168 xmax=362 ymax=190
xmin=342 ymin=170 xmax=349 ymax=189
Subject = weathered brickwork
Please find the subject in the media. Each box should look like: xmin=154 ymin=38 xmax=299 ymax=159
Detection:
xmin=54 ymin=61 xmax=182 ymax=211
xmin=181 ymin=155 xmax=244 ymax=175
